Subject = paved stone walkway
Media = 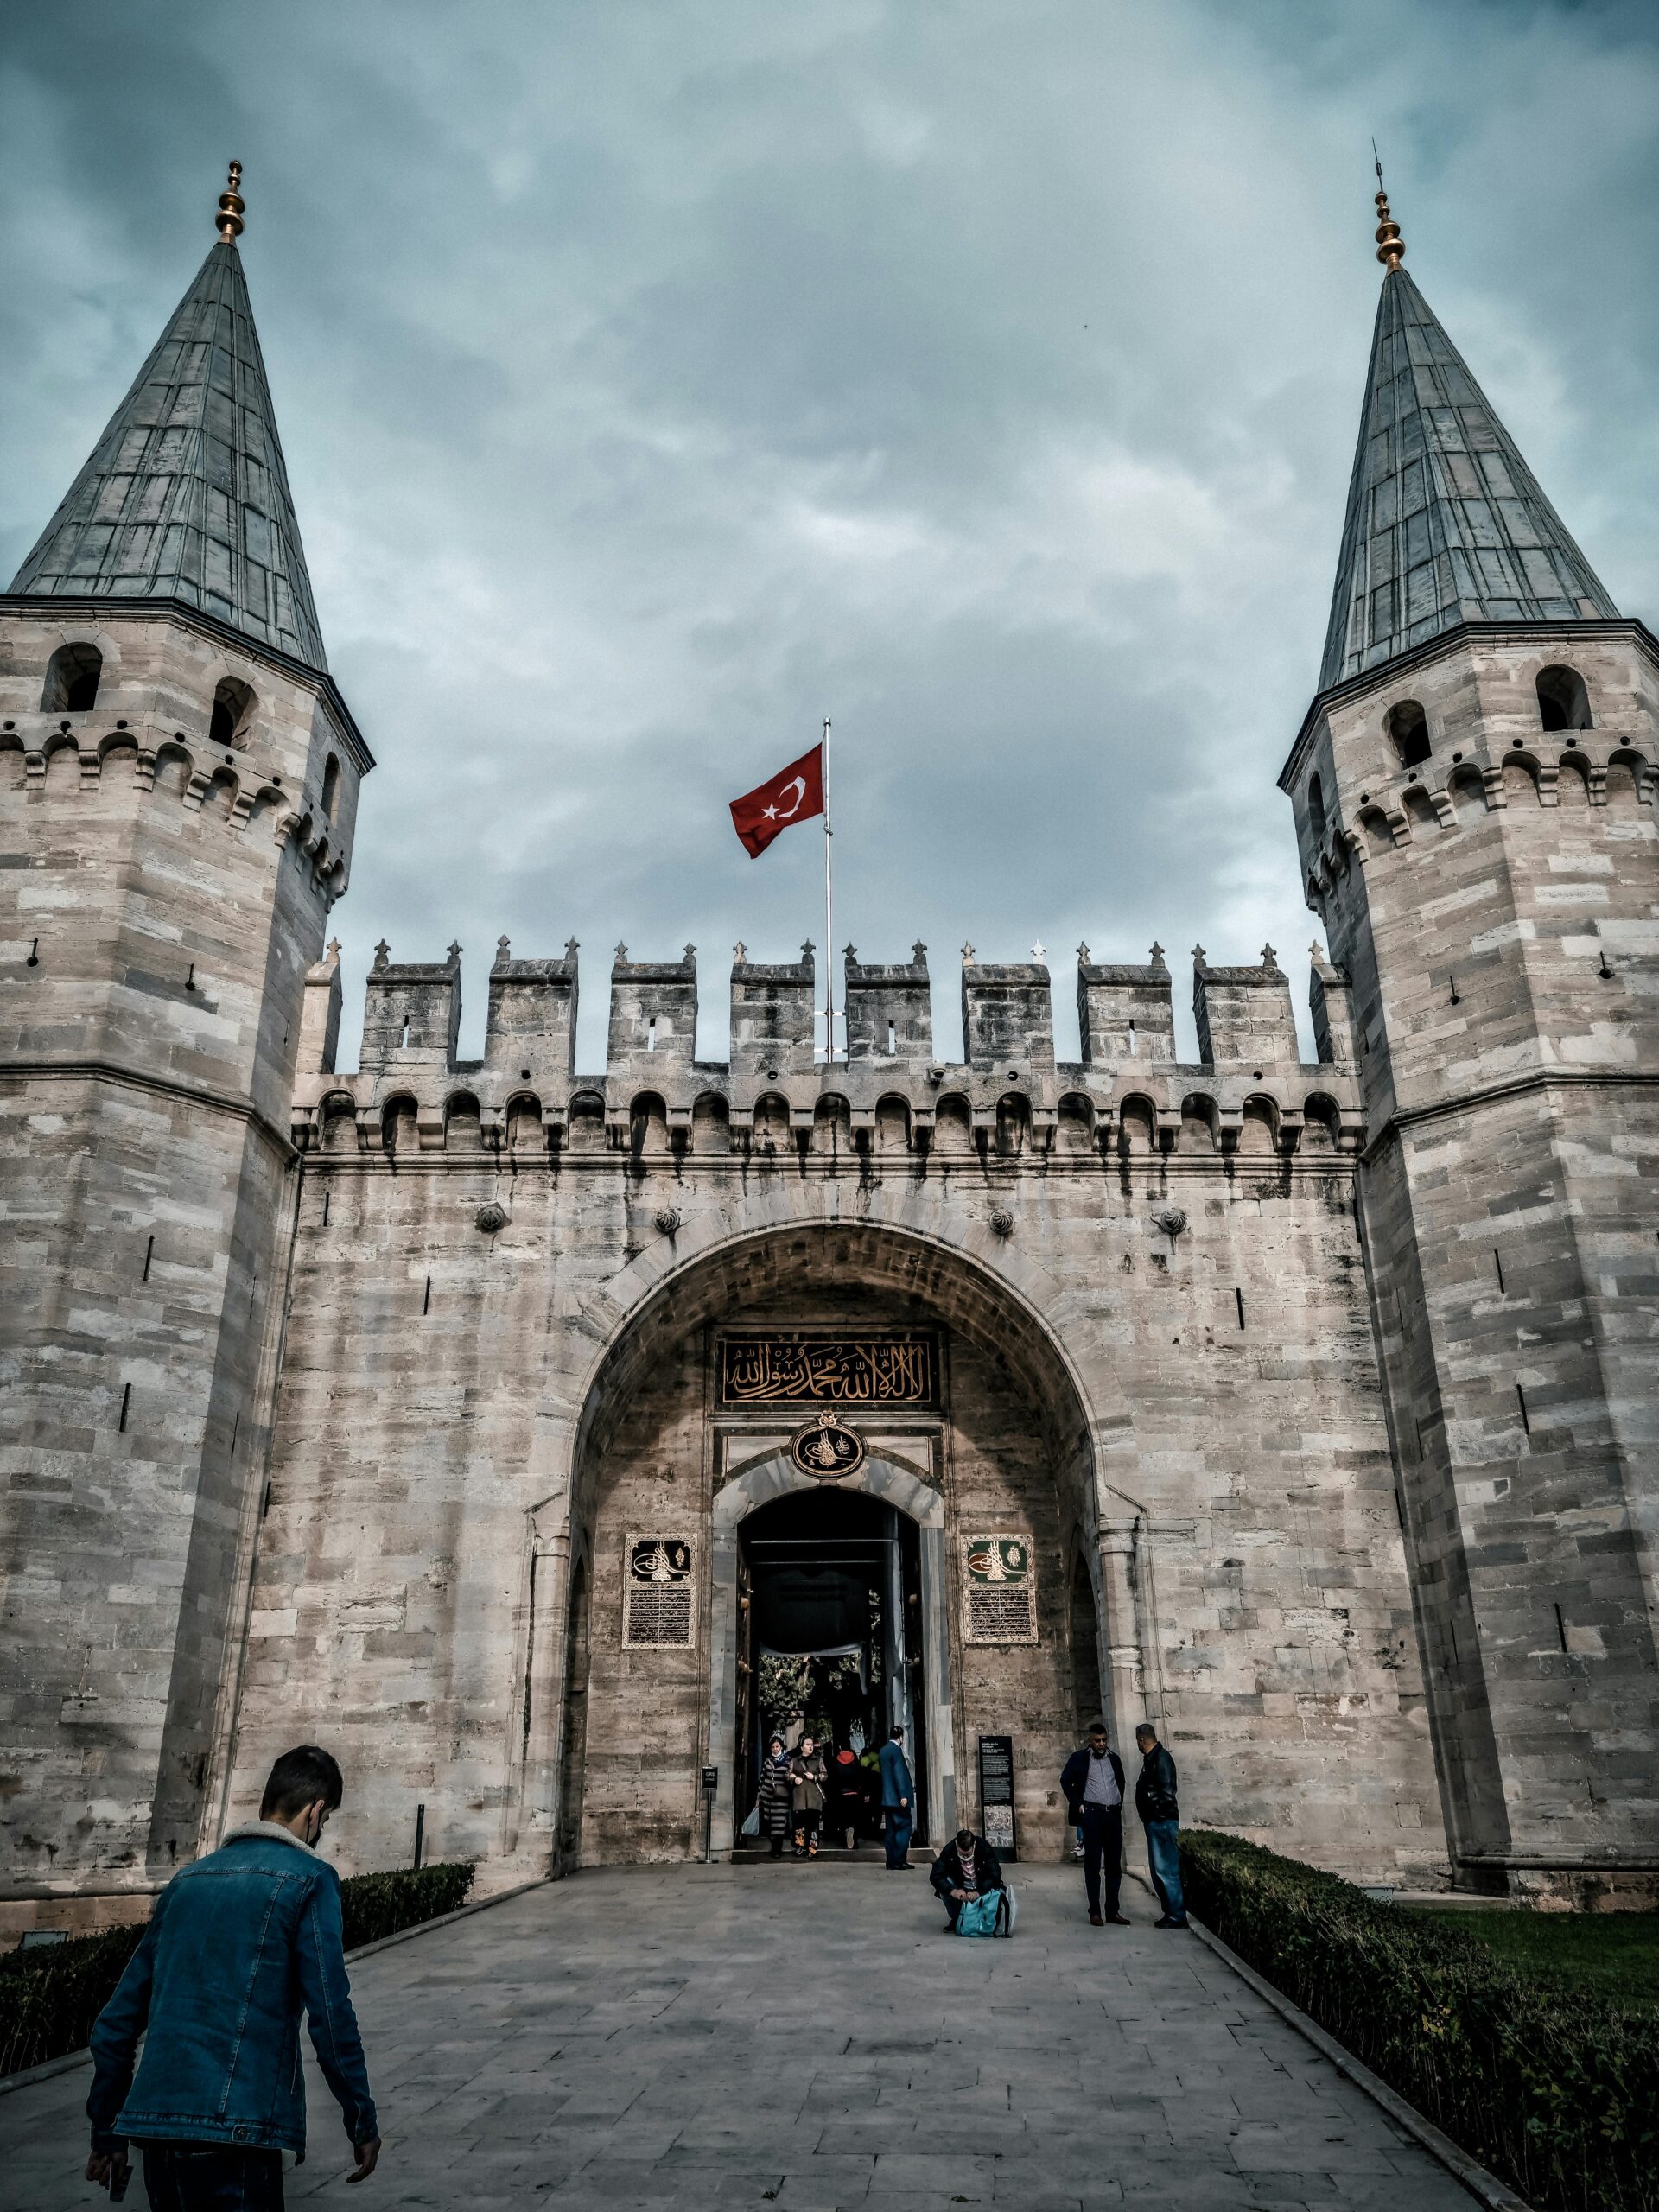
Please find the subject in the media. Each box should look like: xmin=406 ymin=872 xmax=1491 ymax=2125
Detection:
xmin=0 ymin=1863 xmax=1480 ymax=2212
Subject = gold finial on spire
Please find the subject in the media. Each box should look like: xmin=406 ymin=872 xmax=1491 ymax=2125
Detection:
xmin=216 ymin=161 xmax=245 ymax=244
xmin=1371 ymin=143 xmax=1404 ymax=270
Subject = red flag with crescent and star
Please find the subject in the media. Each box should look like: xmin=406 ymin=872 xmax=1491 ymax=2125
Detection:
xmin=729 ymin=743 xmax=825 ymax=857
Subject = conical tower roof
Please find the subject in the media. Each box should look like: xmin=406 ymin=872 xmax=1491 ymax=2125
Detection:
xmin=9 ymin=230 xmax=327 ymax=671
xmin=1319 ymin=262 xmax=1616 ymax=691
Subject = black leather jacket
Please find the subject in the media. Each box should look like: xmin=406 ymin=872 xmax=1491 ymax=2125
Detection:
xmin=1135 ymin=1742 xmax=1179 ymax=1824
xmin=929 ymin=1836 xmax=1004 ymax=1898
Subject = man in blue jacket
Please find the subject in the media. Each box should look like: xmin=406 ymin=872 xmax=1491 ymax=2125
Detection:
xmin=86 ymin=1745 xmax=381 ymax=2208
xmin=1060 ymin=1722 xmax=1129 ymax=1928
xmin=875 ymin=1724 xmax=915 ymax=1869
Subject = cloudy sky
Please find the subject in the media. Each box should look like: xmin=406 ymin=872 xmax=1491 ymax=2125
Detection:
xmin=2 ymin=0 xmax=1654 ymax=1067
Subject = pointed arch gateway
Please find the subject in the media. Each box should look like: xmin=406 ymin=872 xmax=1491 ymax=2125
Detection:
xmin=537 ymin=1217 xmax=1154 ymax=1869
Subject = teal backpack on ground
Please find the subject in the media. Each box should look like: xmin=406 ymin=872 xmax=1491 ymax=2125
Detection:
xmin=954 ymin=1886 xmax=1015 ymax=1937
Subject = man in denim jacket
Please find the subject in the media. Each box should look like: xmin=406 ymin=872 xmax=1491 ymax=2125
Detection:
xmin=86 ymin=1745 xmax=381 ymax=2208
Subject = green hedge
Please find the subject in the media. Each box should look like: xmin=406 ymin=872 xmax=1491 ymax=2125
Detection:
xmin=0 ymin=1860 xmax=474 ymax=2082
xmin=1180 ymin=1831 xmax=1659 ymax=2212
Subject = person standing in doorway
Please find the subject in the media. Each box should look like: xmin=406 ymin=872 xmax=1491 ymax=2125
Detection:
xmin=85 ymin=1745 xmax=380 ymax=2209
xmin=876 ymin=1724 xmax=914 ymax=1869
xmin=789 ymin=1734 xmax=827 ymax=1858
xmin=758 ymin=1734 xmax=793 ymax=1859
xmin=1135 ymin=1721 xmax=1190 ymax=1929
xmin=830 ymin=1744 xmax=864 ymax=1848
xmin=1060 ymin=1722 xmax=1129 ymax=1927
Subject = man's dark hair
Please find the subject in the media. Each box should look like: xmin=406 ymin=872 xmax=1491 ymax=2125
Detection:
xmin=955 ymin=1827 xmax=976 ymax=1847
xmin=1088 ymin=1719 xmax=1109 ymax=1735
xmin=1135 ymin=1722 xmax=1158 ymax=1742
xmin=261 ymin=1745 xmax=344 ymax=1820
xmin=888 ymin=1724 xmax=904 ymax=1740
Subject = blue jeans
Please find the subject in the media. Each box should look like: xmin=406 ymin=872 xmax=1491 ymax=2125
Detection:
xmin=883 ymin=1808 xmax=913 ymax=1867
xmin=1145 ymin=1818 xmax=1186 ymax=1921
xmin=141 ymin=2143 xmax=284 ymax=2210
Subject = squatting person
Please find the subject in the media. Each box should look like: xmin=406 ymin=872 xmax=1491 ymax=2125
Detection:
xmin=85 ymin=1745 xmax=381 ymax=2208
xmin=928 ymin=1826 xmax=1006 ymax=1930
xmin=1135 ymin=1720 xmax=1190 ymax=1929
xmin=1060 ymin=1721 xmax=1129 ymax=1927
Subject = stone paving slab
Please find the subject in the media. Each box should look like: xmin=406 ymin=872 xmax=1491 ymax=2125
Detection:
xmin=0 ymin=1865 xmax=1482 ymax=2212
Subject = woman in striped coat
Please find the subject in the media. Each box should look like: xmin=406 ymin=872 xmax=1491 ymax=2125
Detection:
xmin=757 ymin=1736 xmax=792 ymax=1859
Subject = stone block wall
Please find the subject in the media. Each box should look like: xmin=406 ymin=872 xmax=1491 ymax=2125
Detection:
xmin=0 ymin=600 xmax=368 ymax=1916
xmin=1283 ymin=622 xmax=1659 ymax=1898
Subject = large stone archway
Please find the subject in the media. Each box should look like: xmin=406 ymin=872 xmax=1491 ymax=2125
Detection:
xmin=545 ymin=1217 xmax=1152 ymax=1868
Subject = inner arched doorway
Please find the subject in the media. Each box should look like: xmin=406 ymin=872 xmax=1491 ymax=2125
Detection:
xmin=717 ymin=1452 xmax=948 ymax=1849
xmin=559 ymin=1219 xmax=1131 ymax=1867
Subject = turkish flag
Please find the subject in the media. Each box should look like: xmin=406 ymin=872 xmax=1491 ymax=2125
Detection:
xmin=729 ymin=743 xmax=825 ymax=857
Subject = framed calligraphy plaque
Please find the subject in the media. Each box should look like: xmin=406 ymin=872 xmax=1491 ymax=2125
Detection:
xmin=623 ymin=1535 xmax=696 ymax=1649
xmin=718 ymin=1333 xmax=938 ymax=1410
xmin=962 ymin=1535 xmax=1038 ymax=1646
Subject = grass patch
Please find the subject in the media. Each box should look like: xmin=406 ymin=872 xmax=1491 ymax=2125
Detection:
xmin=1439 ymin=1909 xmax=1659 ymax=2012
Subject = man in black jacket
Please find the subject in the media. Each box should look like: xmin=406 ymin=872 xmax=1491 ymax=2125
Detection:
xmin=1059 ymin=1723 xmax=1129 ymax=1927
xmin=1134 ymin=1722 xmax=1189 ymax=1928
xmin=929 ymin=1827 xmax=1004 ymax=1929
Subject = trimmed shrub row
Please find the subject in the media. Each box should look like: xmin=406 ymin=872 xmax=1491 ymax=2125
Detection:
xmin=0 ymin=1859 xmax=474 ymax=2082
xmin=1180 ymin=1830 xmax=1659 ymax=2212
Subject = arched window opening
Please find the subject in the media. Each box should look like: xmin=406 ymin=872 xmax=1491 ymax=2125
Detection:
xmin=319 ymin=1094 xmax=357 ymax=1153
xmin=995 ymin=1093 xmax=1029 ymax=1156
xmin=1385 ymin=699 xmax=1431 ymax=770
xmin=507 ymin=1096 xmax=543 ymax=1151
xmin=874 ymin=1095 xmax=910 ymax=1153
xmin=813 ymin=1095 xmax=851 ymax=1154
xmin=320 ymin=752 xmax=341 ymax=822
xmin=567 ymin=1092 xmax=607 ymax=1152
xmin=209 ymin=677 xmax=255 ymax=749
xmin=629 ymin=1092 xmax=669 ymax=1160
xmin=1117 ymin=1097 xmax=1156 ymax=1154
xmin=691 ymin=1093 xmax=731 ymax=1154
xmin=381 ymin=1096 xmax=418 ymax=1156
xmin=1307 ymin=772 xmax=1328 ymax=842
xmin=1536 ymin=664 xmax=1591 ymax=733
xmin=1056 ymin=1094 xmax=1094 ymax=1151
xmin=41 ymin=642 xmax=103 ymax=714
xmin=443 ymin=1092 xmax=483 ymax=1150
xmin=932 ymin=1094 xmax=972 ymax=1154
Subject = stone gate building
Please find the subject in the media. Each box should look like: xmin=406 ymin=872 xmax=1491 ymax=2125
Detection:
xmin=2 ymin=175 xmax=1655 ymax=1927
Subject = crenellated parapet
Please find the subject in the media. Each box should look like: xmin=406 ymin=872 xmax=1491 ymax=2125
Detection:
xmin=293 ymin=935 xmax=1365 ymax=1158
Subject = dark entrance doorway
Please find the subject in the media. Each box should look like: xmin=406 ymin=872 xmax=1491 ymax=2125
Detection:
xmin=735 ymin=1488 xmax=926 ymax=1849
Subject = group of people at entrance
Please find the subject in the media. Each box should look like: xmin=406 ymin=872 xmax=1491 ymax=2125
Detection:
xmin=756 ymin=1723 xmax=918 ymax=1861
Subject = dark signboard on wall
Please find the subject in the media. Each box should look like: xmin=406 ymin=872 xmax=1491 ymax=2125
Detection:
xmin=977 ymin=1734 xmax=1017 ymax=1860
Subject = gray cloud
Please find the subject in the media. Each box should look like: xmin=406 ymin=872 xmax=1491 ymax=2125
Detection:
xmin=2 ymin=0 xmax=1653 ymax=1065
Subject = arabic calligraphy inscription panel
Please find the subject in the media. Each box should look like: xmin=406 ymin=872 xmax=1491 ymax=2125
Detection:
xmin=718 ymin=1332 xmax=938 ymax=1410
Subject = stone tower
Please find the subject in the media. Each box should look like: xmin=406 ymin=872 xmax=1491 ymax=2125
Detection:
xmin=0 ymin=168 xmax=371 ymax=1912
xmin=1281 ymin=188 xmax=1659 ymax=1900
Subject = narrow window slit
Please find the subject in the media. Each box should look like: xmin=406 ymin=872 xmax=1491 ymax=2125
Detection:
xmin=1493 ymin=1249 xmax=1504 ymax=1294
xmin=1554 ymin=1603 xmax=1568 ymax=1655
xmin=321 ymin=1189 xmax=330 ymax=1227
xmin=1516 ymin=1382 xmax=1530 ymax=1435
xmin=423 ymin=1274 xmax=432 ymax=1315
xmin=118 ymin=1382 xmax=131 ymax=1433
xmin=229 ymin=1411 xmax=239 ymax=1457
xmin=143 ymin=1235 xmax=154 ymax=1283
xmin=1235 ymin=1287 xmax=1246 ymax=1330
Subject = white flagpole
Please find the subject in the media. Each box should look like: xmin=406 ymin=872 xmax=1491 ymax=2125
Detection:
xmin=821 ymin=717 xmax=835 ymax=1063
